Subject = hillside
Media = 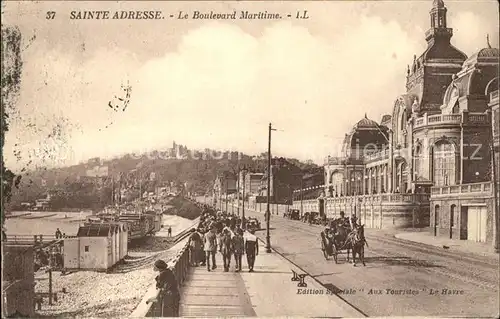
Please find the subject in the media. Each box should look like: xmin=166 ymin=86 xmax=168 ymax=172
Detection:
xmin=4 ymin=143 xmax=318 ymax=211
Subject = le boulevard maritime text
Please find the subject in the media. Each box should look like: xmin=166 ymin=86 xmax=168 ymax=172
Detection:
xmin=68 ymin=10 xmax=310 ymax=20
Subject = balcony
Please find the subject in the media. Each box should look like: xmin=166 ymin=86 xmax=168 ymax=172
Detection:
xmin=431 ymin=181 xmax=493 ymax=197
xmin=414 ymin=112 xmax=489 ymax=129
xmin=364 ymin=149 xmax=390 ymax=162
xmin=325 ymin=193 xmax=430 ymax=204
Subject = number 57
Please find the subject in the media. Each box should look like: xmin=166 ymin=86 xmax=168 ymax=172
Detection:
xmin=46 ymin=11 xmax=56 ymax=19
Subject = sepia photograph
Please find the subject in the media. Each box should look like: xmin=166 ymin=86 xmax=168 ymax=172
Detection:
xmin=1 ymin=0 xmax=499 ymax=318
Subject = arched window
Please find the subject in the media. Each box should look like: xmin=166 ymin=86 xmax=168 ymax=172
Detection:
xmin=414 ymin=143 xmax=422 ymax=179
xmin=433 ymin=141 xmax=456 ymax=186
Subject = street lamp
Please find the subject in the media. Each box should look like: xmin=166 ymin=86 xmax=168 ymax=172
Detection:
xmin=266 ymin=123 xmax=276 ymax=253
xmin=241 ymin=166 xmax=248 ymax=229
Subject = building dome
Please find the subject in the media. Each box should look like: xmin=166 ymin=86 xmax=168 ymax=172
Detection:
xmin=353 ymin=114 xmax=379 ymax=129
xmin=463 ymin=37 xmax=499 ymax=68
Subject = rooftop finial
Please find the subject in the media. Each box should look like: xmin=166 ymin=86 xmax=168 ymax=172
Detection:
xmin=487 ymin=34 xmax=492 ymax=49
xmin=364 ymin=113 xmax=368 ymax=119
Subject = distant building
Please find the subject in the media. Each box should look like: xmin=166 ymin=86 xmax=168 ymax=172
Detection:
xmin=213 ymin=173 xmax=237 ymax=206
xmin=64 ymin=222 xmax=128 ymax=271
xmin=259 ymin=158 xmax=302 ymax=204
xmin=239 ymin=172 xmax=264 ymax=197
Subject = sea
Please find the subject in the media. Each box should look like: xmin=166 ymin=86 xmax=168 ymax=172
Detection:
xmin=5 ymin=211 xmax=94 ymax=236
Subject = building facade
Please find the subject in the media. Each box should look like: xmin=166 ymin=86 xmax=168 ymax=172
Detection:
xmin=212 ymin=173 xmax=237 ymax=207
xmin=294 ymin=0 xmax=499 ymax=245
xmin=259 ymin=157 xmax=302 ymax=204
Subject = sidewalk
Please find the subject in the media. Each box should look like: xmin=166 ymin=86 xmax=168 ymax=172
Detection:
xmin=394 ymin=231 xmax=499 ymax=260
xmin=180 ymin=240 xmax=364 ymax=317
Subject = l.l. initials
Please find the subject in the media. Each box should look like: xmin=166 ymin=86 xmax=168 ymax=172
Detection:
xmin=291 ymin=270 xmax=307 ymax=287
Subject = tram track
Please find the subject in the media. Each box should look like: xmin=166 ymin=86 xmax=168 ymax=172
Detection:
xmin=253 ymin=214 xmax=499 ymax=292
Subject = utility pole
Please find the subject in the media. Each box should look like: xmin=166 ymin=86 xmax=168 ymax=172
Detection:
xmin=225 ymin=178 xmax=229 ymax=213
xmin=489 ymin=111 xmax=499 ymax=253
xmin=266 ymin=123 xmax=276 ymax=253
xmin=242 ymin=170 xmax=246 ymax=229
xmin=237 ymin=165 xmax=240 ymax=217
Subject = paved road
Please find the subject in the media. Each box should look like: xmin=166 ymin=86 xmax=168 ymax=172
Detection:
xmin=245 ymin=209 xmax=499 ymax=317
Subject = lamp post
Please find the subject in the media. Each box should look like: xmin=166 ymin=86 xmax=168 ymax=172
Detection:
xmin=242 ymin=166 xmax=247 ymax=229
xmin=225 ymin=178 xmax=228 ymax=213
xmin=266 ymin=123 xmax=276 ymax=253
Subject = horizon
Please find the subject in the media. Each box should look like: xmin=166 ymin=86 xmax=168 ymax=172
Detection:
xmin=3 ymin=0 xmax=499 ymax=173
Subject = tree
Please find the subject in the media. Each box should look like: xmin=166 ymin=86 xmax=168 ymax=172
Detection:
xmin=2 ymin=26 xmax=23 ymax=226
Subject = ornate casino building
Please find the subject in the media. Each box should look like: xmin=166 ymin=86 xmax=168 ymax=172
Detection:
xmin=293 ymin=0 xmax=499 ymax=248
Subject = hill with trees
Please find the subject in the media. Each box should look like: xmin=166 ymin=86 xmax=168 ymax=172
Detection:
xmin=4 ymin=141 xmax=318 ymax=211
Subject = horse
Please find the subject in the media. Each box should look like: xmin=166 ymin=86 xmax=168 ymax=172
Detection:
xmin=348 ymin=224 xmax=368 ymax=267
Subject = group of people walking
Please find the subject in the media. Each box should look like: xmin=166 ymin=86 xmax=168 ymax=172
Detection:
xmin=152 ymin=203 xmax=261 ymax=317
xmin=188 ymin=206 xmax=259 ymax=272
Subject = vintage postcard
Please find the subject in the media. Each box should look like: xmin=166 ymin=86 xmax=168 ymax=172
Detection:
xmin=1 ymin=0 xmax=499 ymax=318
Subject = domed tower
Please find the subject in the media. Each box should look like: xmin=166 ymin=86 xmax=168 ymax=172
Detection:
xmin=405 ymin=0 xmax=467 ymax=115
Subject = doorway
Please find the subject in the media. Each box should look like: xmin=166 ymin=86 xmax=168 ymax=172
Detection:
xmin=460 ymin=206 xmax=468 ymax=240
xmin=434 ymin=205 xmax=440 ymax=236
xmin=449 ymin=205 xmax=456 ymax=239
xmin=318 ymin=199 xmax=325 ymax=217
xmin=467 ymin=206 xmax=487 ymax=242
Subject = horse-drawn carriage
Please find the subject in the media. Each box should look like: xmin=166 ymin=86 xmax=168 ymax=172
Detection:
xmin=285 ymin=209 xmax=301 ymax=220
xmin=320 ymin=223 xmax=367 ymax=266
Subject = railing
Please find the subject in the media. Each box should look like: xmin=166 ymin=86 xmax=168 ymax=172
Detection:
xmin=131 ymin=220 xmax=200 ymax=317
xmin=295 ymin=193 xmax=430 ymax=207
xmin=431 ymin=181 xmax=492 ymax=196
xmin=3 ymin=234 xmax=59 ymax=245
xmin=414 ymin=112 xmax=489 ymax=128
xmin=364 ymin=149 xmax=390 ymax=162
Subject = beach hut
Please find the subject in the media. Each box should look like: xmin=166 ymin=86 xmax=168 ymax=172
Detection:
xmin=64 ymin=222 xmax=128 ymax=271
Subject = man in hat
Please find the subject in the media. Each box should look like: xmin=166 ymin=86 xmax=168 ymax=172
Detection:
xmin=244 ymin=229 xmax=259 ymax=272
xmin=203 ymin=225 xmax=218 ymax=271
xmin=153 ymin=259 xmax=180 ymax=317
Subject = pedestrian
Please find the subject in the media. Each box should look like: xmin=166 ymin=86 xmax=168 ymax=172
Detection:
xmin=153 ymin=259 xmax=180 ymax=317
xmin=203 ymin=225 xmax=217 ymax=271
xmin=245 ymin=229 xmax=258 ymax=272
xmin=220 ymin=229 xmax=233 ymax=272
xmin=188 ymin=229 xmax=202 ymax=266
xmin=168 ymin=226 xmax=172 ymax=237
xmin=232 ymin=228 xmax=244 ymax=272
xmin=55 ymin=228 xmax=62 ymax=239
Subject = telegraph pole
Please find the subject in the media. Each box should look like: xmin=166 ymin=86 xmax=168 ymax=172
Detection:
xmin=242 ymin=170 xmax=246 ymax=229
xmin=266 ymin=123 xmax=276 ymax=253
xmin=225 ymin=178 xmax=229 ymax=213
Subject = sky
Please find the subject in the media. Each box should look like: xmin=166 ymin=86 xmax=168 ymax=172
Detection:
xmin=2 ymin=0 xmax=499 ymax=172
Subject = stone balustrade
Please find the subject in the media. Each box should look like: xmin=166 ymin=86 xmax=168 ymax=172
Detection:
xmin=431 ymin=181 xmax=493 ymax=197
xmin=413 ymin=112 xmax=489 ymax=129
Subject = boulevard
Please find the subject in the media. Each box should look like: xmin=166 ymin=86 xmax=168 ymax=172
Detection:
xmin=244 ymin=208 xmax=499 ymax=317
